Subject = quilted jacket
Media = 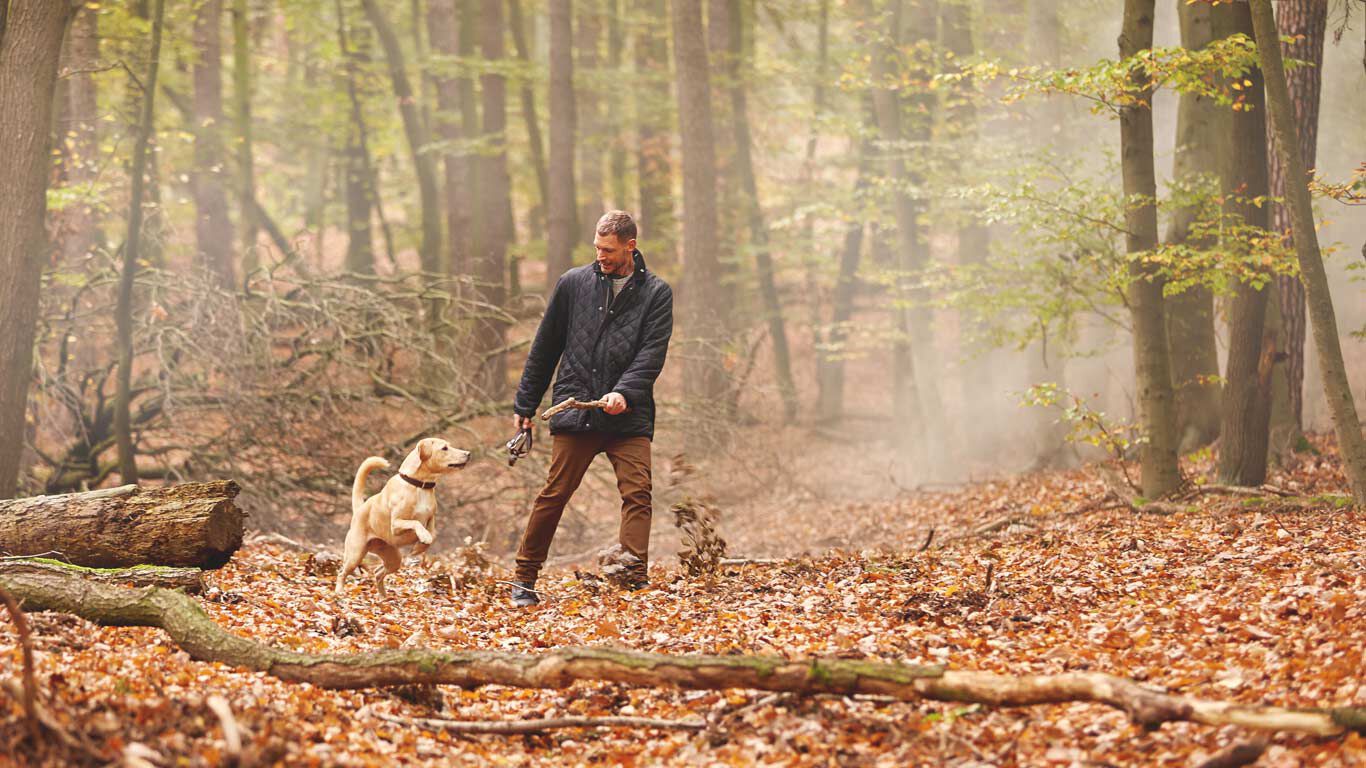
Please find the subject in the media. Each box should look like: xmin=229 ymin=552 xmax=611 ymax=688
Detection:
xmin=513 ymin=251 xmax=674 ymax=438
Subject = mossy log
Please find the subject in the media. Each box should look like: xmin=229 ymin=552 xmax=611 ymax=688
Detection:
xmin=0 ymin=481 xmax=242 ymax=569
xmin=0 ymin=558 xmax=205 ymax=593
xmin=1 ymin=567 xmax=1362 ymax=737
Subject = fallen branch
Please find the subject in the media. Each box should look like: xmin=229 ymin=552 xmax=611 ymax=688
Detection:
xmin=0 ymin=568 xmax=1362 ymax=737
xmin=0 ymin=584 xmax=39 ymax=742
xmin=0 ymin=559 xmax=206 ymax=593
xmin=1193 ymin=739 xmax=1268 ymax=768
xmin=374 ymin=711 xmax=705 ymax=734
xmin=206 ymin=694 xmax=246 ymax=767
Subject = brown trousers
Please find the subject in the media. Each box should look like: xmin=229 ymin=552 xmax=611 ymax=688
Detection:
xmin=514 ymin=431 xmax=652 ymax=583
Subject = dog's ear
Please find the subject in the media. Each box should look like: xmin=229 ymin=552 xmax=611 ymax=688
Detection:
xmin=419 ymin=440 xmax=433 ymax=463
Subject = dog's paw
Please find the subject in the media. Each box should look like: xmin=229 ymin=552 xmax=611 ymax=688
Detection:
xmin=417 ymin=531 xmax=434 ymax=545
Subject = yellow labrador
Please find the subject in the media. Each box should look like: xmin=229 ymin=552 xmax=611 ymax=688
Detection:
xmin=336 ymin=437 xmax=470 ymax=596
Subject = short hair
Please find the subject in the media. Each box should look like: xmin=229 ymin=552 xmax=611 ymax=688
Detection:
xmin=596 ymin=210 xmax=637 ymax=242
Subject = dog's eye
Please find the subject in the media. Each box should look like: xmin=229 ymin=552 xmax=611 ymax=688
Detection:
xmin=441 ymin=446 xmax=448 ymax=451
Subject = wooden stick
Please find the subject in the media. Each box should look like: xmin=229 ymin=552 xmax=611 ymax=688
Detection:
xmin=206 ymin=694 xmax=245 ymax=766
xmin=1 ymin=567 xmax=1364 ymax=737
xmin=540 ymin=398 xmax=608 ymax=421
xmin=0 ymin=584 xmax=39 ymax=742
xmin=374 ymin=711 xmax=705 ymax=734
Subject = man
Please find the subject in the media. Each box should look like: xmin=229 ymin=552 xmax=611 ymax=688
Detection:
xmin=509 ymin=210 xmax=674 ymax=607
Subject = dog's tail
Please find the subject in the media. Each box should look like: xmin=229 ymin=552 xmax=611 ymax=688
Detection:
xmin=352 ymin=456 xmax=390 ymax=513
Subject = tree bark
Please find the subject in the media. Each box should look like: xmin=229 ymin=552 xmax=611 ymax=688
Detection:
xmin=672 ymin=0 xmax=728 ymax=404
xmin=1266 ymin=0 xmax=1327 ymax=442
xmin=2 ymin=568 xmax=1363 ymax=737
xmin=546 ymin=0 xmax=578 ymax=288
xmin=1249 ymin=0 xmax=1366 ymax=505
xmin=427 ymin=0 xmax=474 ymax=277
xmin=192 ymin=0 xmax=236 ymax=289
xmin=508 ymin=0 xmax=549 ymax=231
xmin=0 ymin=481 xmax=243 ymax=569
xmin=1164 ymin=0 xmax=1223 ymax=452
xmin=337 ymin=0 xmax=377 ymax=274
xmin=115 ymin=0 xmax=166 ymax=486
xmin=815 ymin=134 xmax=870 ymax=423
xmin=231 ymin=0 xmax=258 ymax=274
xmin=1119 ymin=0 xmax=1181 ymax=499
xmin=0 ymin=0 xmax=72 ymax=498
xmin=633 ymin=0 xmax=675 ymax=263
xmin=723 ymin=0 xmax=797 ymax=420
xmin=53 ymin=5 xmax=101 ymax=266
xmin=0 ymin=560 xmax=205 ymax=593
xmin=576 ymin=0 xmax=606 ymax=237
xmin=1216 ymin=1 xmax=1274 ymax=487
xmin=361 ymin=0 xmax=443 ymax=279
xmin=476 ymin=0 xmax=513 ymax=395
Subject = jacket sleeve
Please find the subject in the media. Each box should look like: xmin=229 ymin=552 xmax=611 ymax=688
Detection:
xmin=611 ymin=283 xmax=673 ymax=407
xmin=514 ymin=275 xmax=572 ymax=417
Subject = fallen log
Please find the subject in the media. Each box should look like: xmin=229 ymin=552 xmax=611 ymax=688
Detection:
xmin=0 ymin=481 xmax=242 ymax=569
xmin=0 ymin=568 xmax=1362 ymax=737
xmin=0 ymin=558 xmax=206 ymax=593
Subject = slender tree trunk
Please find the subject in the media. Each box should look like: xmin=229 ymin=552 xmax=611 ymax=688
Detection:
xmin=606 ymin=0 xmax=627 ymax=206
xmin=337 ymin=0 xmax=376 ymax=274
xmin=427 ymin=0 xmax=473 ymax=277
xmin=0 ymin=0 xmax=73 ymax=498
xmin=576 ymin=0 xmax=605 ymax=236
xmin=1216 ymin=1 xmax=1274 ymax=487
xmin=508 ymin=0 xmax=548 ymax=228
xmin=115 ymin=0 xmax=166 ymax=485
xmin=192 ymin=0 xmax=236 ymax=289
xmin=634 ymin=0 xmax=674 ymax=262
xmin=546 ymin=0 xmax=577 ymax=287
xmin=721 ymin=0 xmax=797 ymax=419
xmin=476 ymin=0 xmax=513 ymax=395
xmin=54 ymin=6 xmax=100 ymax=265
xmin=672 ymin=0 xmax=727 ymax=404
xmin=1163 ymin=0 xmax=1223 ymax=452
xmin=361 ymin=0 xmax=443 ymax=279
xmin=1266 ymin=0 xmax=1326 ymax=444
xmin=231 ymin=0 xmax=257 ymax=274
xmin=1119 ymin=0 xmax=1180 ymax=498
xmin=1249 ymin=0 xmax=1366 ymax=505
xmin=816 ymin=134 xmax=870 ymax=423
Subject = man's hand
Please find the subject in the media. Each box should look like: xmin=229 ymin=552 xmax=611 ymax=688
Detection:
xmin=602 ymin=392 xmax=627 ymax=415
xmin=514 ymin=414 xmax=534 ymax=431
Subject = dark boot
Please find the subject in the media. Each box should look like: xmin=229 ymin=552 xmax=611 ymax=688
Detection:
xmin=510 ymin=580 xmax=540 ymax=607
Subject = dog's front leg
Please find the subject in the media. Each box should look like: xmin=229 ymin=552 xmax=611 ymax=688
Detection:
xmin=393 ymin=518 xmax=435 ymax=545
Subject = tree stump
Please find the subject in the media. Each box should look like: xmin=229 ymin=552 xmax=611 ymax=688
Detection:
xmin=0 ymin=481 xmax=243 ymax=569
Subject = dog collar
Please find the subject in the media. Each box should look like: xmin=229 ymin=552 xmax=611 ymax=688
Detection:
xmin=400 ymin=473 xmax=436 ymax=490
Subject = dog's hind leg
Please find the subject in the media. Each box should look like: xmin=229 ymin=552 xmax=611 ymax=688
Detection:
xmin=335 ymin=529 xmax=368 ymax=595
xmin=371 ymin=542 xmax=402 ymax=598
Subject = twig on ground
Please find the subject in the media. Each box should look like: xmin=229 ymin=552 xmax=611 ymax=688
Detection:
xmin=376 ymin=711 xmax=705 ymax=734
xmin=1193 ymin=738 xmax=1268 ymax=768
xmin=0 ymin=584 xmax=39 ymax=742
xmin=206 ymin=694 xmax=246 ymax=767
xmin=919 ymin=528 xmax=936 ymax=552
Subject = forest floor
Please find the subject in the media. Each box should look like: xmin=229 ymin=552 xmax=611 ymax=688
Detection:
xmin=2 ymin=438 xmax=1365 ymax=767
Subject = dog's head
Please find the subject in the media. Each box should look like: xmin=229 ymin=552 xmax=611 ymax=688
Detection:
xmin=416 ymin=437 xmax=472 ymax=474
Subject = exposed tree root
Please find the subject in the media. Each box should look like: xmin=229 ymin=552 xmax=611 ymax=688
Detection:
xmin=1 ymin=567 xmax=1363 ymax=737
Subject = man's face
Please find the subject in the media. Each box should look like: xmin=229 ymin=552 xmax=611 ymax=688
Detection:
xmin=593 ymin=232 xmax=636 ymax=276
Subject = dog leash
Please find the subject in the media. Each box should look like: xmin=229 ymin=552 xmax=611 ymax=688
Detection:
xmin=506 ymin=398 xmax=611 ymax=466
xmin=506 ymin=427 xmax=532 ymax=467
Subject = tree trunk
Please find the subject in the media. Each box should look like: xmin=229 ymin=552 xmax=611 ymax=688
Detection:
xmin=1216 ymin=1 xmax=1274 ymax=487
xmin=3 ymin=568 xmax=1364 ymax=736
xmin=672 ymin=0 xmax=728 ymax=405
xmin=476 ymin=0 xmax=513 ymax=395
xmin=1164 ymin=0 xmax=1223 ymax=452
xmin=576 ymin=0 xmax=605 ymax=237
xmin=1249 ymin=0 xmax=1366 ymax=505
xmin=1119 ymin=0 xmax=1181 ymax=499
xmin=0 ymin=560 xmax=206 ymax=593
xmin=54 ymin=5 xmax=100 ymax=266
xmin=546 ymin=0 xmax=578 ymax=287
xmin=232 ymin=0 xmax=258 ymax=274
xmin=0 ymin=0 xmax=72 ymax=498
xmin=508 ymin=0 xmax=548 ymax=229
xmin=192 ymin=0 xmax=236 ymax=289
xmin=1266 ymin=0 xmax=1326 ymax=443
xmin=361 ymin=0 xmax=443 ymax=279
xmin=633 ymin=0 xmax=674 ymax=262
xmin=606 ymin=0 xmax=627 ymax=207
xmin=0 ymin=481 xmax=243 ymax=569
xmin=115 ymin=0 xmax=166 ymax=486
xmin=427 ymin=0 xmax=474 ymax=277
xmin=815 ymin=135 xmax=870 ymax=423
xmin=338 ymin=0 xmax=376 ymax=274
xmin=723 ymin=0 xmax=797 ymax=420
